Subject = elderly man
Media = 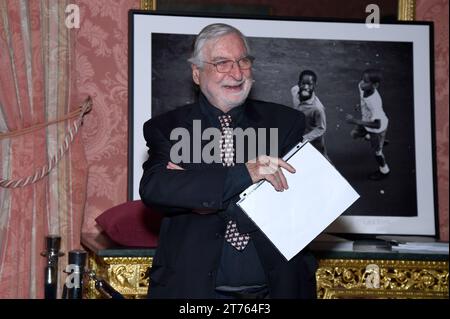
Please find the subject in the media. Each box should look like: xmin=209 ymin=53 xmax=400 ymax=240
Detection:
xmin=140 ymin=23 xmax=317 ymax=299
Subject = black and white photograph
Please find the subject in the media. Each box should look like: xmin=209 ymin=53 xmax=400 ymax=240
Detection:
xmin=129 ymin=12 xmax=436 ymax=235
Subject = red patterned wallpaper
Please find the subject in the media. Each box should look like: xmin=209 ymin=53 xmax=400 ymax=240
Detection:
xmin=75 ymin=0 xmax=140 ymax=234
xmin=76 ymin=0 xmax=449 ymax=240
xmin=416 ymin=0 xmax=449 ymax=240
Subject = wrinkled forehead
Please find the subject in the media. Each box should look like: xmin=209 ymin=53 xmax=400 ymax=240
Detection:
xmin=202 ymin=33 xmax=248 ymax=60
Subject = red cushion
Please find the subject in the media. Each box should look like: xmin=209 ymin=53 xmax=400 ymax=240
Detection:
xmin=95 ymin=200 xmax=163 ymax=247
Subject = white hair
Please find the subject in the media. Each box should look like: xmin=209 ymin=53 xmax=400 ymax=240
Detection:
xmin=188 ymin=23 xmax=251 ymax=68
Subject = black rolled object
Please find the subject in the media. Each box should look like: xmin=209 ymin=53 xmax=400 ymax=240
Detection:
xmin=64 ymin=250 xmax=87 ymax=299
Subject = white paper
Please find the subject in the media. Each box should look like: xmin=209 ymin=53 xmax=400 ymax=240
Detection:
xmin=237 ymin=142 xmax=360 ymax=261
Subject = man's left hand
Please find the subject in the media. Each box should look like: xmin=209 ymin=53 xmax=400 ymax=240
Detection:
xmin=246 ymin=155 xmax=295 ymax=192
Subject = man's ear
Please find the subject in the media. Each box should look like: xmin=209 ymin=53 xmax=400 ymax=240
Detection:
xmin=192 ymin=64 xmax=200 ymax=85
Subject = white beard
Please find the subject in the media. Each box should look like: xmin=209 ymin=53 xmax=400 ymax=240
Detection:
xmin=221 ymin=78 xmax=253 ymax=109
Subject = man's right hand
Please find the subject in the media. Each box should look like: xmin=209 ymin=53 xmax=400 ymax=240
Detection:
xmin=245 ymin=155 xmax=296 ymax=192
xmin=166 ymin=161 xmax=184 ymax=170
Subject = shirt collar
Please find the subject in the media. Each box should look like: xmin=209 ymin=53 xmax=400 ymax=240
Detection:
xmin=198 ymin=93 xmax=246 ymax=128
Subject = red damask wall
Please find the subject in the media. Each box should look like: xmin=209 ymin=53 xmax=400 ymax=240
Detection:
xmin=75 ymin=0 xmax=140 ymax=234
xmin=76 ymin=0 xmax=449 ymax=240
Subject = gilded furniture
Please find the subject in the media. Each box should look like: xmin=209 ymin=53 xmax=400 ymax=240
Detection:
xmin=82 ymin=233 xmax=156 ymax=299
xmin=314 ymin=249 xmax=448 ymax=299
xmin=81 ymin=233 xmax=448 ymax=299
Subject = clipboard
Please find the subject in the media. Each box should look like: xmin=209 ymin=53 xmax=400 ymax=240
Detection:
xmin=236 ymin=141 xmax=360 ymax=261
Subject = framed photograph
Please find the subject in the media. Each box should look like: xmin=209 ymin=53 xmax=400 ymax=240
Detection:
xmin=141 ymin=0 xmax=416 ymax=21
xmin=129 ymin=11 xmax=436 ymax=236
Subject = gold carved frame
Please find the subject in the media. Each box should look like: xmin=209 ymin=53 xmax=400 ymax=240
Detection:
xmin=140 ymin=0 xmax=156 ymax=11
xmin=316 ymin=258 xmax=448 ymax=299
xmin=141 ymin=0 xmax=415 ymax=21
xmin=398 ymin=0 xmax=416 ymax=21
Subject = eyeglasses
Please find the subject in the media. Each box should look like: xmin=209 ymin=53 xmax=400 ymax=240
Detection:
xmin=203 ymin=56 xmax=255 ymax=73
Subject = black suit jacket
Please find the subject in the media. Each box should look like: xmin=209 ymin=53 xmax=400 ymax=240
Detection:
xmin=140 ymin=98 xmax=318 ymax=299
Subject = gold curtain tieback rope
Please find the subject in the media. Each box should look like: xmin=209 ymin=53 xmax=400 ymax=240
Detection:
xmin=0 ymin=96 xmax=93 ymax=188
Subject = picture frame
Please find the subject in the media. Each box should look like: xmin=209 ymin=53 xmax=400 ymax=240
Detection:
xmin=140 ymin=0 xmax=417 ymax=21
xmin=128 ymin=11 xmax=436 ymax=236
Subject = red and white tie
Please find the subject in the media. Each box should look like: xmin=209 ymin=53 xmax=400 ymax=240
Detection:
xmin=219 ymin=114 xmax=250 ymax=251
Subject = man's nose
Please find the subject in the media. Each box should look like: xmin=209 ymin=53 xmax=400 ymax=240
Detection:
xmin=228 ymin=61 xmax=243 ymax=80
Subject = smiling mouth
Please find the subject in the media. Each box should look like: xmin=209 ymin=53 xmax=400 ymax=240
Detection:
xmin=300 ymin=89 xmax=311 ymax=95
xmin=223 ymin=82 xmax=244 ymax=91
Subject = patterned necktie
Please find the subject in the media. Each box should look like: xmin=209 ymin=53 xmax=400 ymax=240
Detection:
xmin=218 ymin=114 xmax=235 ymax=167
xmin=218 ymin=114 xmax=250 ymax=251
